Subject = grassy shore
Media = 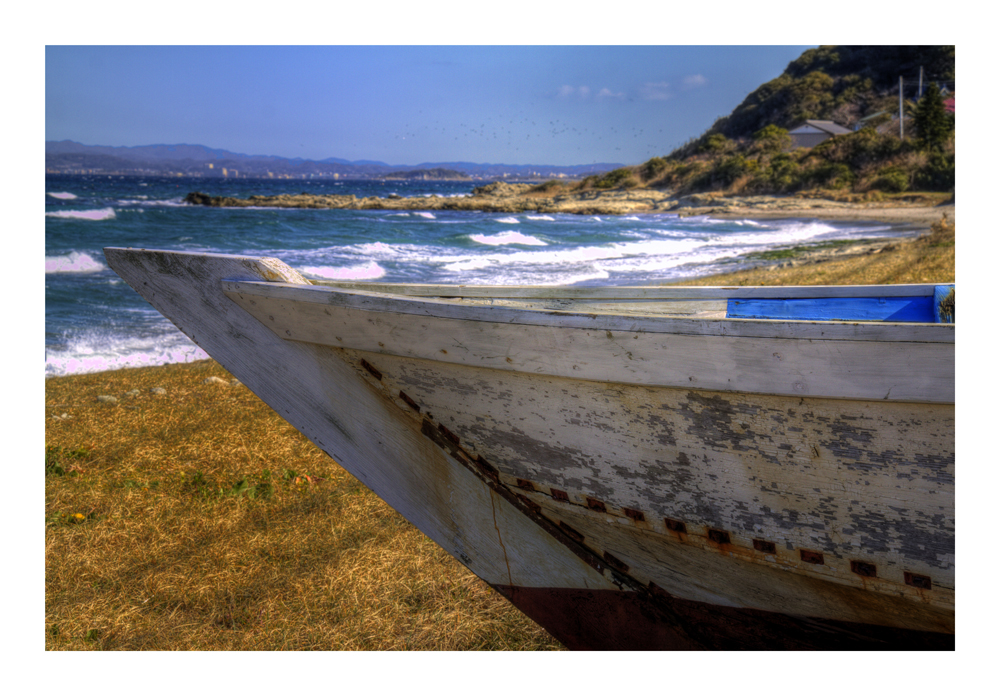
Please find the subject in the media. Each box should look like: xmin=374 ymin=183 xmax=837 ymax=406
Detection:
xmin=669 ymin=212 xmax=954 ymax=287
xmin=45 ymin=360 xmax=560 ymax=650
xmin=45 ymin=215 xmax=954 ymax=650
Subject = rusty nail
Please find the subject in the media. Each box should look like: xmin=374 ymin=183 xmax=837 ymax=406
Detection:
xmin=753 ymin=539 xmax=777 ymax=554
xmin=398 ymin=390 xmax=420 ymax=413
xmin=360 ymin=359 xmax=382 ymax=381
xmin=904 ymin=572 xmax=932 ymax=590
xmin=550 ymin=488 xmax=569 ymax=502
xmin=708 ymin=529 xmax=731 ymax=545
xmin=665 ymin=518 xmax=686 ymax=534
xmin=623 ymin=508 xmax=645 ymax=522
xmin=516 ymin=493 xmax=541 ymax=516
xmin=586 ymin=497 xmax=607 ymax=513
xmin=851 ymin=560 xmax=877 ymax=578
xmin=437 ymin=423 xmax=460 ymax=445
xmin=475 ymin=454 xmax=499 ymax=481
xmin=800 ymin=549 xmax=824 ymax=565
xmin=558 ymin=521 xmax=584 ymax=543
xmin=602 ymin=551 xmax=629 ymax=572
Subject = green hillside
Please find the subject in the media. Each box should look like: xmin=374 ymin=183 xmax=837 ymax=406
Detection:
xmin=554 ymin=46 xmax=955 ymax=198
xmin=706 ymin=45 xmax=954 ymax=143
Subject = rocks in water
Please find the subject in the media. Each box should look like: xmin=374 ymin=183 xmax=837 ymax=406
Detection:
xmin=471 ymin=181 xmax=534 ymax=197
xmin=96 ymin=395 xmax=117 ymax=404
xmin=150 ymin=387 xmax=167 ymax=395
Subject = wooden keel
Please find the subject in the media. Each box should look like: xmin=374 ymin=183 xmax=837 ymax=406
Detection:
xmin=491 ymin=585 xmax=954 ymax=650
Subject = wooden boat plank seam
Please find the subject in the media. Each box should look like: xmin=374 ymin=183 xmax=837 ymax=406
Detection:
xmin=350 ymin=349 xmax=953 ymax=613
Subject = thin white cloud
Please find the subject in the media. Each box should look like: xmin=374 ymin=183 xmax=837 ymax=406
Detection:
xmin=640 ymin=81 xmax=672 ymax=101
xmin=596 ymin=87 xmax=625 ymax=100
xmin=682 ymin=74 xmax=707 ymax=88
xmin=557 ymin=85 xmax=592 ymax=99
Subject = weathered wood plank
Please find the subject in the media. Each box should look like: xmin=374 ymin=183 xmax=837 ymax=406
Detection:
xmin=224 ymin=283 xmax=954 ymax=403
xmin=315 ymin=280 xmax=942 ymax=299
xmin=344 ymin=347 xmax=955 ymax=632
xmin=224 ymin=280 xmax=956 ymax=344
xmin=432 ymin=296 xmax=730 ymax=318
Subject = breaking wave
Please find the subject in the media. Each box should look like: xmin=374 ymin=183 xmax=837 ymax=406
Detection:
xmin=469 ymin=231 xmax=547 ymax=246
xmin=45 ymin=251 xmax=106 ymax=273
xmin=46 ymin=207 xmax=116 ymax=221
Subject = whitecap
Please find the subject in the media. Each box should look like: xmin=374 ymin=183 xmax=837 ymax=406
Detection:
xmin=45 ymin=251 xmax=107 ymax=273
xmin=45 ymin=207 xmax=116 ymax=221
xmin=493 ymin=216 xmax=520 ymax=224
xmin=414 ymin=212 xmax=436 ymax=219
xmin=443 ymin=259 xmax=492 ymax=272
xmin=45 ymin=327 xmax=208 ymax=377
xmin=469 ymin=231 xmax=547 ymax=246
xmin=302 ymin=261 xmax=386 ymax=281
xmin=47 ymin=192 xmax=78 ymax=200
xmin=526 ymin=215 xmax=555 ymax=221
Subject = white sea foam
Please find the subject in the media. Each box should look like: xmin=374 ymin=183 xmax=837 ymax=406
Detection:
xmin=47 ymin=191 xmax=78 ymax=200
xmin=45 ymin=251 xmax=107 ymax=273
xmin=443 ymin=259 xmax=493 ymax=272
xmin=414 ymin=212 xmax=436 ymax=219
xmin=301 ymin=261 xmax=386 ymax=280
xmin=493 ymin=216 xmax=520 ymax=224
xmin=526 ymin=215 xmax=555 ymax=221
xmin=469 ymin=232 xmax=547 ymax=246
xmin=45 ymin=329 xmax=208 ymax=377
xmin=45 ymin=207 xmax=116 ymax=221
xmin=720 ymin=220 xmax=840 ymax=248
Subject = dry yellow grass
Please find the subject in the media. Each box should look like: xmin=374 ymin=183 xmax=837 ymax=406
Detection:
xmin=45 ymin=360 xmax=561 ymax=650
xmin=672 ymin=214 xmax=955 ymax=287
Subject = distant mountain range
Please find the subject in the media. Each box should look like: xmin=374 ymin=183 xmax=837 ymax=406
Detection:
xmin=45 ymin=140 xmax=623 ymax=180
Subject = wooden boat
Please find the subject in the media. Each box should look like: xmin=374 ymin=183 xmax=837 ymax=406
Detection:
xmin=105 ymin=247 xmax=955 ymax=650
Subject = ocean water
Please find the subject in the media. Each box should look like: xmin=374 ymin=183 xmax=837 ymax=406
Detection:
xmin=45 ymin=174 xmax=920 ymax=377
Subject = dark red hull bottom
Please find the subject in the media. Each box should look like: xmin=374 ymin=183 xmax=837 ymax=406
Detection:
xmin=493 ymin=585 xmax=954 ymax=650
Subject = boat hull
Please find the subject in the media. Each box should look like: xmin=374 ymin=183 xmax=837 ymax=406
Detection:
xmin=104 ymin=248 xmax=955 ymax=650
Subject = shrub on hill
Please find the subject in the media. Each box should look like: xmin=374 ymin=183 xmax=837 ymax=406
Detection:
xmin=630 ymin=45 xmax=955 ymax=197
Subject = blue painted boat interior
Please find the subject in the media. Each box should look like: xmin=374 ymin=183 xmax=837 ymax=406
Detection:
xmin=727 ymin=285 xmax=955 ymax=323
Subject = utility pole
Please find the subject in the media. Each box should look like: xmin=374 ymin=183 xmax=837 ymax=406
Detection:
xmin=899 ymin=76 xmax=904 ymax=140
xmin=918 ymin=66 xmax=924 ymax=98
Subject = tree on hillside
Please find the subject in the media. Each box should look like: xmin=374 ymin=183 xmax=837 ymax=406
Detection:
xmin=914 ymin=83 xmax=952 ymax=150
xmin=752 ymin=125 xmax=791 ymax=153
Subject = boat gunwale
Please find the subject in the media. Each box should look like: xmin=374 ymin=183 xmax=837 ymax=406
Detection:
xmin=313 ymin=279 xmax=946 ymax=300
xmin=223 ymin=279 xmax=955 ymax=345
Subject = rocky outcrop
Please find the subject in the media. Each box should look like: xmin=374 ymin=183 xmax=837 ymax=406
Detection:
xmin=183 ymin=187 xmax=952 ymax=225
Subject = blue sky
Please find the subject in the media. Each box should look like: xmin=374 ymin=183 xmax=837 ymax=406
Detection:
xmin=46 ymin=46 xmax=815 ymax=167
